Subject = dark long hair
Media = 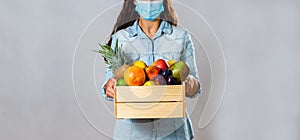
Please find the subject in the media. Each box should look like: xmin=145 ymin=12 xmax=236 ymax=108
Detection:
xmin=107 ymin=0 xmax=178 ymax=46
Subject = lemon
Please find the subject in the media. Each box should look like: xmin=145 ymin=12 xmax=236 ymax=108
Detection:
xmin=133 ymin=60 xmax=147 ymax=69
xmin=143 ymin=81 xmax=156 ymax=86
xmin=167 ymin=60 xmax=177 ymax=67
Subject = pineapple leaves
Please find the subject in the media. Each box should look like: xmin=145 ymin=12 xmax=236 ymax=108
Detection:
xmin=97 ymin=39 xmax=132 ymax=72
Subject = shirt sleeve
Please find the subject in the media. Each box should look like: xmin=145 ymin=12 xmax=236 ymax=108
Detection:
xmin=100 ymin=35 xmax=117 ymax=101
xmin=180 ymin=31 xmax=203 ymax=98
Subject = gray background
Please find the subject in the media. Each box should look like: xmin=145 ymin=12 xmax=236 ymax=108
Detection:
xmin=1 ymin=0 xmax=300 ymax=140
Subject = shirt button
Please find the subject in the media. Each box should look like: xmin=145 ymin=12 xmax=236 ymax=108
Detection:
xmin=152 ymin=128 xmax=156 ymax=132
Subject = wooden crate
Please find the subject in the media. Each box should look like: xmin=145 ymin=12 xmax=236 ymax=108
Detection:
xmin=114 ymin=83 xmax=186 ymax=119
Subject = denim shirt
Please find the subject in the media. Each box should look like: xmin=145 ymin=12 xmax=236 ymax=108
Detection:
xmin=100 ymin=20 xmax=202 ymax=140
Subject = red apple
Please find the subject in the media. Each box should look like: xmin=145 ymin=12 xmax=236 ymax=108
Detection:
xmin=145 ymin=65 xmax=160 ymax=80
xmin=153 ymin=59 xmax=169 ymax=71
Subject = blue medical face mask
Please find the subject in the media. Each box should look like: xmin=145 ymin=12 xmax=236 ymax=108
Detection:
xmin=135 ymin=0 xmax=164 ymax=21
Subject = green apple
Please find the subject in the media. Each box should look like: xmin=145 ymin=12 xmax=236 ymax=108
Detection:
xmin=169 ymin=61 xmax=190 ymax=82
xmin=117 ymin=78 xmax=127 ymax=86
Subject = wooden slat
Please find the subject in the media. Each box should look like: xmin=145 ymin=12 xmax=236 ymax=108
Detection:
xmin=115 ymin=85 xmax=184 ymax=102
xmin=116 ymin=102 xmax=184 ymax=119
xmin=182 ymin=83 xmax=186 ymax=118
xmin=114 ymin=85 xmax=117 ymax=118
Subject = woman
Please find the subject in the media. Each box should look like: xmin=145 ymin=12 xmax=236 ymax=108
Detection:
xmin=101 ymin=0 xmax=202 ymax=139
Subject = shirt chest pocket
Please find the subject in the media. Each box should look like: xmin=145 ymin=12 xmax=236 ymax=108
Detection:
xmin=160 ymin=52 xmax=181 ymax=61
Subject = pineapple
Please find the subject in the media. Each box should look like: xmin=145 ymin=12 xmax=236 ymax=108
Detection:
xmin=98 ymin=40 xmax=132 ymax=79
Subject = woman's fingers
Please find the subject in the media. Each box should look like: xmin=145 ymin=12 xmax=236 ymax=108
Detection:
xmin=106 ymin=89 xmax=115 ymax=98
xmin=107 ymin=78 xmax=116 ymax=88
xmin=185 ymin=76 xmax=192 ymax=94
xmin=184 ymin=75 xmax=199 ymax=97
xmin=105 ymin=77 xmax=116 ymax=98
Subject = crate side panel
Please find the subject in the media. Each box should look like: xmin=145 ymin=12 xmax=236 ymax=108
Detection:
xmin=116 ymin=85 xmax=184 ymax=102
xmin=116 ymin=102 xmax=184 ymax=119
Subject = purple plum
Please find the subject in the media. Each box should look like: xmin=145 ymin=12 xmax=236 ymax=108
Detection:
xmin=153 ymin=75 xmax=167 ymax=85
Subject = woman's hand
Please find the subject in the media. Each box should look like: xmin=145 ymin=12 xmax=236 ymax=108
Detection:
xmin=105 ymin=77 xmax=117 ymax=98
xmin=184 ymin=75 xmax=200 ymax=97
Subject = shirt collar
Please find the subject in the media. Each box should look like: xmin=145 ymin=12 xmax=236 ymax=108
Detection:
xmin=129 ymin=20 xmax=173 ymax=38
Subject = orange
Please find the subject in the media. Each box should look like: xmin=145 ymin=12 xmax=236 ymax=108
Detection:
xmin=124 ymin=66 xmax=146 ymax=86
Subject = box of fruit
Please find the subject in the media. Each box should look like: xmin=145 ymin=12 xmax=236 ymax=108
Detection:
xmin=112 ymin=59 xmax=189 ymax=119
xmin=98 ymin=42 xmax=189 ymax=119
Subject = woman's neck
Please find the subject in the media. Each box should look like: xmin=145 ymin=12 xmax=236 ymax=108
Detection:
xmin=138 ymin=18 xmax=162 ymax=39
